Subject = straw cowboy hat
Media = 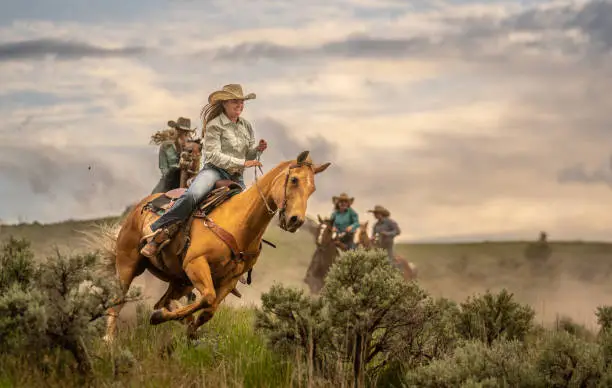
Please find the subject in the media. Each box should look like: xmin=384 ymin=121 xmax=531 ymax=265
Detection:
xmin=332 ymin=193 xmax=354 ymax=206
xmin=168 ymin=117 xmax=196 ymax=133
xmin=208 ymin=84 xmax=256 ymax=105
xmin=368 ymin=205 xmax=390 ymax=217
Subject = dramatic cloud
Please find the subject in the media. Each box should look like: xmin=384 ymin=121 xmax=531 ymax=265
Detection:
xmin=0 ymin=39 xmax=146 ymax=61
xmin=3 ymin=0 xmax=612 ymax=242
xmin=557 ymin=156 xmax=612 ymax=187
xmin=207 ymin=1 xmax=612 ymax=64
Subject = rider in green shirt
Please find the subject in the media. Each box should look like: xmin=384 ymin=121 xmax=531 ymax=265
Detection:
xmin=150 ymin=117 xmax=196 ymax=194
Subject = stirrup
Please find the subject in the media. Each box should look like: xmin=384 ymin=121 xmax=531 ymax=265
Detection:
xmin=140 ymin=228 xmax=162 ymax=245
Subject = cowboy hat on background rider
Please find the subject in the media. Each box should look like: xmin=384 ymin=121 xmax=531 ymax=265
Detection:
xmin=140 ymin=84 xmax=268 ymax=258
xmin=150 ymin=117 xmax=197 ymax=194
xmin=368 ymin=205 xmax=401 ymax=267
xmin=330 ymin=193 xmax=360 ymax=250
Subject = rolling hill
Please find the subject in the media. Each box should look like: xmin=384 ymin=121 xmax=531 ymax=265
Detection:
xmin=2 ymin=215 xmax=612 ymax=329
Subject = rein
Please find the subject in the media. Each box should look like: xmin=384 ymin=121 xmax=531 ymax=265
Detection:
xmin=253 ymin=153 xmax=276 ymax=216
xmin=199 ymin=155 xmax=312 ymax=264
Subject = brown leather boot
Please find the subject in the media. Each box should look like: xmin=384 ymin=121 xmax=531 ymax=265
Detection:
xmin=140 ymin=223 xmax=180 ymax=258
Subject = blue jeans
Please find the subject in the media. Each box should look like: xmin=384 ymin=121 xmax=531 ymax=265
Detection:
xmin=150 ymin=164 xmax=244 ymax=232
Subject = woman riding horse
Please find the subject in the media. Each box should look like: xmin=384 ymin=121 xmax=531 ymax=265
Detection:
xmin=150 ymin=117 xmax=197 ymax=194
xmin=330 ymin=193 xmax=359 ymax=251
xmin=140 ymin=84 xmax=268 ymax=259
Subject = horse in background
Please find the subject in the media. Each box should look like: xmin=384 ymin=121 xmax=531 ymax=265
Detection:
xmin=179 ymin=139 xmax=202 ymax=189
xmin=121 ymin=140 xmax=203 ymax=220
xmin=304 ymin=215 xmax=339 ymax=294
xmin=153 ymin=139 xmax=202 ymax=194
xmin=355 ymin=221 xmax=418 ymax=281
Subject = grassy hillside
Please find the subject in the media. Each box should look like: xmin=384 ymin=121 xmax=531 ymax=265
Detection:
xmin=4 ymin=216 xmax=612 ymax=387
xmin=2 ymin=215 xmax=612 ymax=328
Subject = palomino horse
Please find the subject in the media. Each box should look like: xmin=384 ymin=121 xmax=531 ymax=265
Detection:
xmin=303 ymin=215 xmax=339 ymax=294
xmin=104 ymin=151 xmax=330 ymax=341
xmin=355 ymin=221 xmax=418 ymax=281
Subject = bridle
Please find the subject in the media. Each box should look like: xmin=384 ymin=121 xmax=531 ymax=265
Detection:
xmin=253 ymin=155 xmax=312 ymax=230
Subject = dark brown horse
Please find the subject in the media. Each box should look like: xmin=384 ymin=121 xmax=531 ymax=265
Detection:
xmin=179 ymin=140 xmax=202 ymax=189
xmin=303 ymin=215 xmax=340 ymax=294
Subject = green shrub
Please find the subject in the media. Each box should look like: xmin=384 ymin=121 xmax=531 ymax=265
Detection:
xmin=536 ymin=330 xmax=604 ymax=387
xmin=322 ymin=248 xmax=429 ymax=383
xmin=255 ymin=283 xmax=329 ymax=376
xmin=257 ymin=248 xmax=451 ymax=386
xmin=596 ymin=306 xmax=612 ymax=332
xmin=0 ymin=236 xmax=35 ymax=291
xmin=0 ymin=239 xmax=140 ymax=373
xmin=404 ymin=340 xmax=543 ymax=387
xmin=456 ymin=289 xmax=535 ymax=345
xmin=0 ymin=284 xmax=46 ymax=352
xmin=397 ymin=296 xmax=461 ymax=369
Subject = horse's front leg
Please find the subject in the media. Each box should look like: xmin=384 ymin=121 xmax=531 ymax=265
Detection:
xmin=149 ymin=256 xmax=215 ymax=325
xmin=186 ymin=279 xmax=239 ymax=339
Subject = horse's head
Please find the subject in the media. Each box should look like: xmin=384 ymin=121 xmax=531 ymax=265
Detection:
xmin=357 ymin=221 xmax=370 ymax=247
xmin=315 ymin=214 xmax=334 ymax=246
xmin=272 ymin=151 xmax=331 ymax=233
xmin=184 ymin=140 xmax=202 ymax=156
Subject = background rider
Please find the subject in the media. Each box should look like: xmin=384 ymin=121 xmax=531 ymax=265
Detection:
xmin=150 ymin=117 xmax=197 ymax=194
xmin=330 ymin=193 xmax=360 ymax=250
xmin=368 ymin=205 xmax=401 ymax=267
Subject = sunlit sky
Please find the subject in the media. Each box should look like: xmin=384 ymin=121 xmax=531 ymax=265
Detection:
xmin=1 ymin=0 xmax=612 ymax=242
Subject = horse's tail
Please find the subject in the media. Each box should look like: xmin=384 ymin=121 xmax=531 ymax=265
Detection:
xmin=407 ymin=261 xmax=418 ymax=279
xmin=78 ymin=219 xmax=122 ymax=278
xmin=395 ymin=255 xmax=418 ymax=280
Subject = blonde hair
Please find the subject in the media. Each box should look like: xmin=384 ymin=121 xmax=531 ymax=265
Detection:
xmin=150 ymin=128 xmax=176 ymax=145
xmin=200 ymin=102 xmax=225 ymax=138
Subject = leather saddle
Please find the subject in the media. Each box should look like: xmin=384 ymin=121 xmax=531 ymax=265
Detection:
xmin=144 ymin=180 xmax=243 ymax=215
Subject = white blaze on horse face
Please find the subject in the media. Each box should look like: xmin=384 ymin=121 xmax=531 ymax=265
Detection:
xmin=353 ymin=228 xmax=361 ymax=246
xmin=317 ymin=223 xmax=327 ymax=245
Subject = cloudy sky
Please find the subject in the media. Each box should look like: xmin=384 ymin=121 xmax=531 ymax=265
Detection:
xmin=1 ymin=0 xmax=612 ymax=242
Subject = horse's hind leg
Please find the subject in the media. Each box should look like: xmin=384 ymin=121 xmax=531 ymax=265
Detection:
xmin=103 ymin=248 xmax=145 ymax=343
xmin=153 ymin=281 xmax=195 ymax=325
xmin=149 ymin=257 xmax=216 ymax=325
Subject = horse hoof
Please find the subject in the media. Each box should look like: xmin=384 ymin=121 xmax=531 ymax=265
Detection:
xmin=150 ymin=309 xmax=165 ymax=325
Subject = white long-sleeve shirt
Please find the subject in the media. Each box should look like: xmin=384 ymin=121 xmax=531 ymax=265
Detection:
xmin=201 ymin=112 xmax=258 ymax=174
